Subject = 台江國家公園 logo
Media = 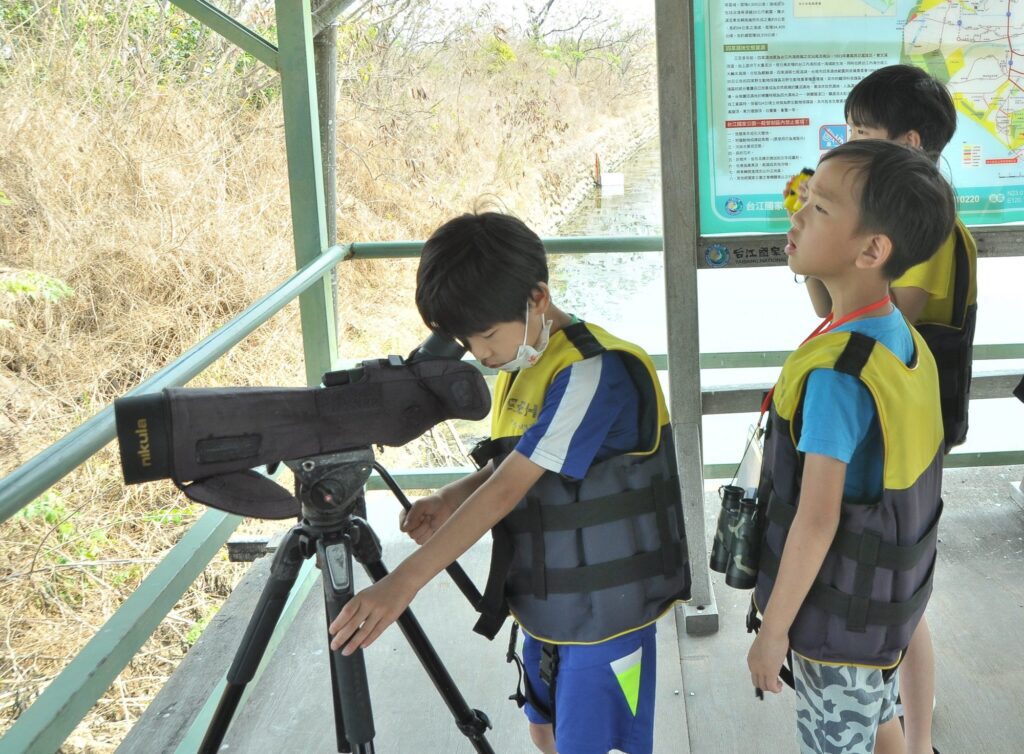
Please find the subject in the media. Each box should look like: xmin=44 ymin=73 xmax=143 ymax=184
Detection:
xmin=705 ymin=243 xmax=730 ymax=268
xmin=724 ymin=197 xmax=744 ymax=215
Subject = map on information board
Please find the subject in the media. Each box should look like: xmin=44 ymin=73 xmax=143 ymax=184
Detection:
xmin=694 ymin=0 xmax=1024 ymax=234
xmin=796 ymin=1 xmax=896 ymax=17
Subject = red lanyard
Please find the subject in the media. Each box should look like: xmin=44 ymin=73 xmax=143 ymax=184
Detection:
xmin=758 ymin=295 xmax=892 ymax=417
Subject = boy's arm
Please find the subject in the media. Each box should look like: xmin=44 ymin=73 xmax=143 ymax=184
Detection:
xmin=400 ymin=461 xmax=495 ymax=544
xmin=804 ymin=276 xmax=832 ymax=318
xmin=747 ymin=452 xmax=845 ymax=693
xmin=329 ymin=450 xmax=544 ymax=654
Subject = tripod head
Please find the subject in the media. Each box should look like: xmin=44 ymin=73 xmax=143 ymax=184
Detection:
xmin=287 ymin=448 xmax=374 ymax=530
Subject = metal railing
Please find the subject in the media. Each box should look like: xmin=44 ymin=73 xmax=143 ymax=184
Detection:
xmin=2 ymin=232 xmax=1022 ymax=751
xmin=2 ymin=0 xmax=1023 ymax=748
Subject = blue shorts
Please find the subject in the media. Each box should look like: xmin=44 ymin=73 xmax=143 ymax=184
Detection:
xmin=522 ymin=625 xmax=657 ymax=754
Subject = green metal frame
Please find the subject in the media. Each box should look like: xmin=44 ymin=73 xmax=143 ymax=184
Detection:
xmin=0 ymin=245 xmax=344 ymax=525
xmin=276 ymin=0 xmax=338 ymax=386
xmin=347 ymin=232 xmax=1020 ymax=265
xmin=2 ymin=2 xmax=1023 ymax=751
xmin=1 ymin=510 xmax=240 ymax=753
xmin=170 ymin=0 xmax=279 ymax=70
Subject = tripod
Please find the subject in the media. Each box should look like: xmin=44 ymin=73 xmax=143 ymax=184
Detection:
xmin=199 ymin=448 xmax=495 ymax=754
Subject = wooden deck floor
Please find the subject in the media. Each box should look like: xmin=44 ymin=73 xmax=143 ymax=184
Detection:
xmin=119 ymin=465 xmax=1024 ymax=753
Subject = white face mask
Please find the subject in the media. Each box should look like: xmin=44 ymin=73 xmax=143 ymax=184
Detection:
xmin=496 ymin=301 xmax=552 ymax=372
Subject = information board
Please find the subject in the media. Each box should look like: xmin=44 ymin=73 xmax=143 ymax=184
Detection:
xmin=694 ymin=0 xmax=1024 ymax=234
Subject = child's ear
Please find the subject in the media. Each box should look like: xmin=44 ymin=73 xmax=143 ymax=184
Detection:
xmin=531 ymin=282 xmax=551 ymax=312
xmin=857 ymin=234 xmax=893 ymax=271
xmin=898 ymin=129 xmax=923 ymax=150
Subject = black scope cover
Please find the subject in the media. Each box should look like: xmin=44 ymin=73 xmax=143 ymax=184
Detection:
xmin=115 ymin=392 xmax=175 ymax=485
xmin=114 ymin=357 xmax=490 ymax=486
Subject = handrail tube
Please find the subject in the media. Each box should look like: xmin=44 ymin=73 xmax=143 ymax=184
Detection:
xmin=701 ymin=371 xmax=1021 ymax=416
xmin=346 ymin=232 xmax=1023 ymax=264
xmin=435 ymin=346 xmax=1024 ymax=375
xmin=0 ymin=246 xmax=345 ymax=524
xmin=168 ymin=0 xmax=279 ymax=71
xmin=0 ymin=509 xmax=240 ymax=754
xmin=311 ymin=0 xmax=357 ymax=36
xmin=698 ymin=344 xmax=1024 ymax=369
xmin=345 ymin=235 xmax=665 ymax=260
xmin=365 ymin=447 xmax=1024 ymax=493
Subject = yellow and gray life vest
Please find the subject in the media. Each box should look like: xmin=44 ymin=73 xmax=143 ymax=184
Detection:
xmin=916 ymin=219 xmax=978 ymax=450
xmin=471 ymin=321 xmax=691 ymax=645
xmin=753 ymin=327 xmax=944 ymax=668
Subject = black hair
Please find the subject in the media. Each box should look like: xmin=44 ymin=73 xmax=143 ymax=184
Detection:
xmin=415 ymin=211 xmax=548 ymax=339
xmin=844 ymin=64 xmax=957 ymax=161
xmin=819 ymin=139 xmax=956 ymax=280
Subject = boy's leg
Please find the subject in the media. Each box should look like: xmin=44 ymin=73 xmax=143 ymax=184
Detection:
xmin=793 ymin=655 xmax=899 ymax=754
xmin=898 ymin=617 xmax=936 ymax=754
xmin=522 ymin=626 xmax=658 ymax=754
xmin=876 ymin=673 xmax=906 ymax=754
xmin=529 ymin=723 xmax=557 ymax=754
xmin=875 ymin=718 xmax=908 ymax=754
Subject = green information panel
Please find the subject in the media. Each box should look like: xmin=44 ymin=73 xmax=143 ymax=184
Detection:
xmin=695 ymin=0 xmax=1024 ymax=236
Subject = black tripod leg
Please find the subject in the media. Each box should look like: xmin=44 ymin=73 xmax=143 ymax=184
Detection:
xmin=322 ymin=600 xmax=362 ymax=754
xmin=362 ymin=559 xmax=495 ymax=754
xmin=320 ymin=537 xmax=376 ymax=754
xmin=372 ymin=462 xmax=483 ymax=607
xmin=200 ymin=526 xmax=306 ymax=754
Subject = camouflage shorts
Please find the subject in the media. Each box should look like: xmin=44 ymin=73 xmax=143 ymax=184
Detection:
xmin=792 ymin=655 xmax=899 ymax=754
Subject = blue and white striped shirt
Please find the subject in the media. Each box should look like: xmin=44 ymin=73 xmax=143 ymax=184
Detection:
xmin=515 ymin=352 xmax=640 ymax=480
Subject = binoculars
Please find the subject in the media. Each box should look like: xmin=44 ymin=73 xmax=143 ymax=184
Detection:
xmin=709 ymin=484 xmax=762 ymax=590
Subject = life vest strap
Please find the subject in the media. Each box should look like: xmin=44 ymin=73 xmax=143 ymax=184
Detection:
xmin=473 ymin=523 xmax=514 ymax=640
xmin=833 ymin=331 xmax=876 ymax=378
xmin=469 ymin=437 xmax=500 ymax=468
xmin=562 ymin=321 xmax=606 ymax=359
xmin=951 ymin=224 xmax=970 ymax=327
xmin=474 ymin=473 xmax=686 ymax=638
xmin=528 ymin=498 xmax=547 ymax=599
xmin=766 ymin=497 xmax=943 ymax=571
xmin=508 ymin=541 xmax=688 ymax=595
xmin=502 ymin=476 xmax=681 ymax=533
xmin=758 ymin=545 xmax=934 ymax=628
xmin=652 ymin=474 xmax=681 ymax=577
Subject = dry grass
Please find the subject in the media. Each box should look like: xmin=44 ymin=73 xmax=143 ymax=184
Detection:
xmin=0 ymin=2 xmax=656 ymax=749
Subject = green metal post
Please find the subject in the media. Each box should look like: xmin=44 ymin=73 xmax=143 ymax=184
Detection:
xmin=275 ymin=0 xmax=338 ymax=386
xmin=656 ymin=0 xmax=718 ymax=635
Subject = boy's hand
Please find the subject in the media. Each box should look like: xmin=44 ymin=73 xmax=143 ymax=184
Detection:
xmin=400 ymin=494 xmax=457 ymax=544
xmin=747 ymin=627 xmax=788 ymax=694
xmin=328 ymin=572 xmax=417 ymax=655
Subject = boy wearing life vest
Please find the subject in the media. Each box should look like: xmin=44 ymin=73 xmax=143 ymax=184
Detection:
xmin=749 ymin=140 xmax=955 ymax=754
xmin=799 ymin=65 xmax=978 ymax=452
xmin=787 ymin=65 xmax=976 ymax=754
xmin=328 ymin=211 xmax=691 ymax=754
